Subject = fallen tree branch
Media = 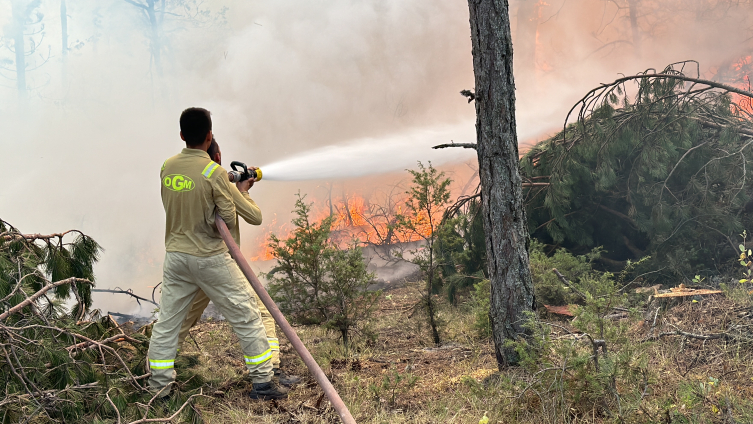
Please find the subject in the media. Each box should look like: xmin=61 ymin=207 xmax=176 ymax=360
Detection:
xmin=106 ymin=389 xmax=122 ymax=424
xmin=93 ymin=288 xmax=159 ymax=307
xmin=66 ymin=333 xmax=144 ymax=352
xmin=0 ymin=229 xmax=83 ymax=242
xmin=129 ymin=392 xmax=209 ymax=424
xmin=647 ymin=330 xmax=727 ymax=341
xmin=552 ymin=268 xmax=588 ymax=300
xmin=0 ymin=277 xmax=92 ymax=321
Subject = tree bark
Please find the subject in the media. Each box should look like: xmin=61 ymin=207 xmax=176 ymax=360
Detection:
xmin=466 ymin=0 xmax=535 ymax=368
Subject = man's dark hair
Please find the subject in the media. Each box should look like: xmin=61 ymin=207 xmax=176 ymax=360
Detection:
xmin=207 ymin=137 xmax=220 ymax=160
xmin=180 ymin=107 xmax=212 ymax=146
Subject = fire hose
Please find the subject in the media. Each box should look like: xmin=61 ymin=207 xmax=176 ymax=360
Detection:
xmin=215 ymin=214 xmax=357 ymax=424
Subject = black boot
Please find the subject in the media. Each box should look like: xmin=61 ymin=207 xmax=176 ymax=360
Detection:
xmin=274 ymin=367 xmax=302 ymax=387
xmin=249 ymin=379 xmax=289 ymax=400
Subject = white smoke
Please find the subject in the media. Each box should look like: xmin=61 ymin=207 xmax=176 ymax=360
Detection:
xmin=1 ymin=0 xmax=751 ymax=313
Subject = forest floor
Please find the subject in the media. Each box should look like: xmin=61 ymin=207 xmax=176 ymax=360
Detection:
xmin=167 ymin=281 xmax=753 ymax=424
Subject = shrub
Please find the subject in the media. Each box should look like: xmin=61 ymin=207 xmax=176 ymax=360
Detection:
xmin=470 ymin=279 xmax=491 ymax=338
xmin=436 ymin=197 xmax=487 ymax=304
xmin=506 ymin=258 xmax=649 ymax=421
xmin=528 ymin=240 xmax=605 ymax=309
xmin=265 ymin=193 xmax=380 ymax=350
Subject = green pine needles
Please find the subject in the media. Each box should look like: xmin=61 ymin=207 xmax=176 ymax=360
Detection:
xmin=522 ymin=62 xmax=753 ymax=282
xmin=265 ymin=193 xmax=380 ymax=351
xmin=0 ymin=219 xmax=165 ymax=423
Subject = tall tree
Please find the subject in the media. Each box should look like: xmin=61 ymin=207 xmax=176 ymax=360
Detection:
xmin=466 ymin=0 xmax=535 ymax=367
xmin=10 ymin=0 xmax=30 ymax=102
xmin=123 ymin=0 xmax=165 ymax=76
xmin=6 ymin=0 xmax=46 ymax=105
xmin=60 ymin=0 xmax=68 ymax=85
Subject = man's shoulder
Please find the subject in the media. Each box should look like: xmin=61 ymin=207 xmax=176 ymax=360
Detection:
xmin=200 ymin=161 xmax=226 ymax=180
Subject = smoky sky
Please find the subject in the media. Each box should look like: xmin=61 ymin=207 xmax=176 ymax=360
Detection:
xmin=1 ymin=0 xmax=751 ymax=313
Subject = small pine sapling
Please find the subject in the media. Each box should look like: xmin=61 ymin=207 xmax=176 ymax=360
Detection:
xmin=396 ymin=161 xmax=452 ymax=346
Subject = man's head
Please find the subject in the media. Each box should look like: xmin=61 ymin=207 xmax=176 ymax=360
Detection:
xmin=207 ymin=137 xmax=222 ymax=164
xmin=179 ymin=108 xmax=212 ymax=147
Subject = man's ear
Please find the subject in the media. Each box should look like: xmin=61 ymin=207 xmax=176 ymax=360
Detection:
xmin=180 ymin=131 xmax=186 ymax=141
xmin=205 ymin=130 xmax=213 ymax=144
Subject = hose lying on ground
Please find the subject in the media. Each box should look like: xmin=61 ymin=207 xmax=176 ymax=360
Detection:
xmin=215 ymin=214 xmax=357 ymax=424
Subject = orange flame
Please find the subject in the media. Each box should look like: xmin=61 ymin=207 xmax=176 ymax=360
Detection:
xmin=246 ymin=193 xmax=435 ymax=262
xmin=725 ymin=55 xmax=753 ymax=115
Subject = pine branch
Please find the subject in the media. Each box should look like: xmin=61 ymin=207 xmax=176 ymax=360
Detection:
xmin=1 ymin=230 xmax=83 ymax=242
xmin=0 ymin=277 xmax=92 ymax=321
xmin=66 ymin=333 xmax=144 ymax=352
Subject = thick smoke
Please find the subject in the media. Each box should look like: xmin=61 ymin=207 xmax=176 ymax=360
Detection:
xmin=1 ymin=0 xmax=751 ymax=313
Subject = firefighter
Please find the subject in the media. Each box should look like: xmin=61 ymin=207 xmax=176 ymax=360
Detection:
xmin=176 ymin=138 xmax=301 ymax=387
xmin=148 ymin=107 xmax=287 ymax=400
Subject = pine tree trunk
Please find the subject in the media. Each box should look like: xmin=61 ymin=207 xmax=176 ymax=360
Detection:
xmin=466 ymin=0 xmax=535 ymax=368
xmin=627 ymin=0 xmax=641 ymax=57
xmin=145 ymin=0 xmax=162 ymax=76
xmin=61 ymin=0 xmax=68 ymax=87
xmin=11 ymin=0 xmax=27 ymax=104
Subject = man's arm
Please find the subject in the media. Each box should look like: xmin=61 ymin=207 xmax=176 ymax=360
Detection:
xmin=231 ymin=188 xmax=263 ymax=225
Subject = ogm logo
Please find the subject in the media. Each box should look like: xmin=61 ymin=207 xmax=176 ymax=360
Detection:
xmin=163 ymin=174 xmax=195 ymax=192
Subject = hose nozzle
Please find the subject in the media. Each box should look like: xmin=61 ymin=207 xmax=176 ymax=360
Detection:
xmin=228 ymin=161 xmax=262 ymax=183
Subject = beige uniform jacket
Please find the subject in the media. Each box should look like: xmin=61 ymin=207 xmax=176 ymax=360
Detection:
xmin=229 ymin=185 xmax=263 ymax=244
xmin=161 ymin=148 xmax=262 ymax=255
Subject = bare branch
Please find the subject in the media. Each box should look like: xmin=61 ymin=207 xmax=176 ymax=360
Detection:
xmin=106 ymin=389 xmax=122 ymax=424
xmin=92 ymin=288 xmax=159 ymax=307
xmin=552 ymin=268 xmax=588 ymax=300
xmin=432 ymin=142 xmax=477 ymax=150
xmin=129 ymin=392 xmax=209 ymax=424
xmin=123 ymin=0 xmax=148 ymax=9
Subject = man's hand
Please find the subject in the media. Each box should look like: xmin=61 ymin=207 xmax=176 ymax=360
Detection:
xmin=235 ymin=167 xmax=257 ymax=193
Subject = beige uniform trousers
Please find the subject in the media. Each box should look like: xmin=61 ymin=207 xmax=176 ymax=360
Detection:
xmin=147 ymin=251 xmax=273 ymax=391
xmin=177 ymin=290 xmax=280 ymax=368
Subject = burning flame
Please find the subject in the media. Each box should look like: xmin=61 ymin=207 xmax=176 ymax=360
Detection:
xmin=246 ymin=192 xmax=435 ymax=262
xmin=723 ymin=55 xmax=753 ymax=115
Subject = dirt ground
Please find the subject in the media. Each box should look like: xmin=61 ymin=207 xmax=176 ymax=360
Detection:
xmin=169 ymin=282 xmax=753 ymax=424
xmin=174 ymin=281 xmax=498 ymax=423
